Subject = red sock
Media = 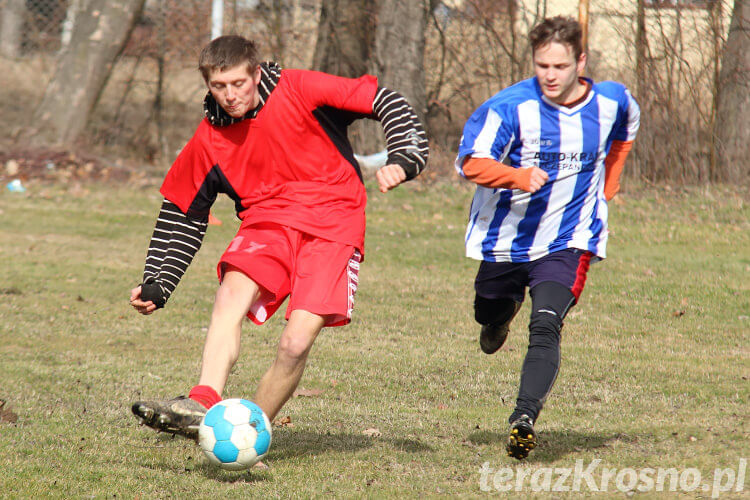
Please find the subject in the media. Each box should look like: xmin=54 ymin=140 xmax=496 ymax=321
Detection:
xmin=189 ymin=385 xmax=221 ymax=409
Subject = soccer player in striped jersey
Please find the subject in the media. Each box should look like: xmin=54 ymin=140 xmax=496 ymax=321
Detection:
xmin=128 ymin=35 xmax=428 ymax=440
xmin=455 ymin=17 xmax=639 ymax=459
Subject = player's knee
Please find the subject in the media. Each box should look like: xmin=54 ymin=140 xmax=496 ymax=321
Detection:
xmin=214 ymin=283 xmax=234 ymax=305
xmin=528 ymin=307 xmax=563 ymax=347
xmin=474 ymin=295 xmax=518 ymax=325
xmin=528 ymin=281 xmax=574 ymax=343
xmin=277 ymin=333 xmax=314 ymax=364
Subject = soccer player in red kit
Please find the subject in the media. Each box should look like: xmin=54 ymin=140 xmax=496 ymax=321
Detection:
xmin=129 ymin=35 xmax=428 ymax=439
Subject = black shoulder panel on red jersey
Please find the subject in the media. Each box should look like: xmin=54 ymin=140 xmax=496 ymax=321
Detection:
xmin=187 ymin=164 xmax=243 ymax=220
xmin=312 ymin=106 xmax=372 ymax=183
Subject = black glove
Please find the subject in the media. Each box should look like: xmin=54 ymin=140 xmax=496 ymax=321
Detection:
xmin=140 ymin=281 xmax=167 ymax=309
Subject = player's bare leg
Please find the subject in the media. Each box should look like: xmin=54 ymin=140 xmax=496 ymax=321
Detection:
xmin=253 ymin=309 xmax=326 ymax=420
xmin=197 ymin=267 xmax=261 ymax=393
xmin=132 ymin=267 xmax=260 ymax=439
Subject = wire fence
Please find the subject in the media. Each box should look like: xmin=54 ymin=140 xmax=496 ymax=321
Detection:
xmin=0 ymin=0 xmax=66 ymax=54
xmin=0 ymin=0 xmax=321 ymax=160
xmin=0 ymin=0 xmax=319 ymax=66
xmin=0 ymin=0 xmax=208 ymax=58
xmin=0 ymin=0 xmax=742 ymax=183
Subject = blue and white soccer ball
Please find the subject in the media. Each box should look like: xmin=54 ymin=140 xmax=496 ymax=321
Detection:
xmin=198 ymin=399 xmax=272 ymax=470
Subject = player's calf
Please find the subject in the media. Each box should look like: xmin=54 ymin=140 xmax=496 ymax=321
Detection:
xmin=475 ymin=297 xmax=522 ymax=354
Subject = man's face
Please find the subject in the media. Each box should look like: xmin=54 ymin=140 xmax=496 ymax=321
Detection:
xmin=533 ymin=42 xmax=586 ymax=105
xmin=207 ymin=64 xmax=262 ymax=118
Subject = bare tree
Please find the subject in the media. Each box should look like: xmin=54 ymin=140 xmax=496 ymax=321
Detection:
xmin=60 ymin=0 xmax=85 ymax=50
xmin=716 ymin=0 xmax=748 ymax=183
xmin=0 ymin=0 xmax=26 ymax=58
xmin=29 ymin=0 xmax=146 ymax=146
xmin=373 ymin=0 xmax=430 ymax=123
xmin=424 ymin=0 xmax=531 ymax=150
xmin=312 ymin=0 xmax=374 ymax=78
xmin=313 ymin=0 xmax=430 ymax=155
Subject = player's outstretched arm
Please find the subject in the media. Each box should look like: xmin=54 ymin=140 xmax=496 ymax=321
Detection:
xmin=461 ymin=157 xmax=548 ymax=193
xmin=372 ymin=87 xmax=429 ymax=184
xmin=130 ymin=199 xmax=207 ymax=315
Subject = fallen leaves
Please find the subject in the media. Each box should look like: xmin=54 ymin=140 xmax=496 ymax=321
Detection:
xmin=273 ymin=415 xmax=293 ymax=428
xmin=362 ymin=428 xmax=381 ymax=438
xmin=293 ymin=388 xmax=324 ymax=398
xmin=673 ymin=297 xmax=688 ymax=317
xmin=0 ymin=399 xmax=18 ymax=424
xmin=1 ymin=148 xmax=128 ymax=184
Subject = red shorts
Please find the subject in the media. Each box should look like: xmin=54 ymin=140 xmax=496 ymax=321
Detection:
xmin=218 ymin=222 xmax=361 ymax=327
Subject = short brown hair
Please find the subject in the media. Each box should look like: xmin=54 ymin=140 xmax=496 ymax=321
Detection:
xmin=529 ymin=17 xmax=583 ymax=60
xmin=198 ymin=35 xmax=259 ymax=82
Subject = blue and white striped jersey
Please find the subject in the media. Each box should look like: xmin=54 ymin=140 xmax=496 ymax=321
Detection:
xmin=456 ymin=77 xmax=639 ymax=263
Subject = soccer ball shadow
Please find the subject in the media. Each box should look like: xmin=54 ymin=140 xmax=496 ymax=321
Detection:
xmin=191 ymin=425 xmax=433 ymax=482
xmin=267 ymin=428 xmax=433 ymax=461
xmin=196 ymin=461 xmax=273 ymax=483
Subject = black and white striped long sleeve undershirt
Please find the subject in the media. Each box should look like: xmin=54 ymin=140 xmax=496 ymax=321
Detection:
xmin=140 ymin=199 xmax=207 ymax=308
xmin=372 ymin=87 xmax=429 ymax=180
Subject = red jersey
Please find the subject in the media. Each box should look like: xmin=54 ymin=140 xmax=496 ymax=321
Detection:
xmin=161 ymin=69 xmax=379 ymax=252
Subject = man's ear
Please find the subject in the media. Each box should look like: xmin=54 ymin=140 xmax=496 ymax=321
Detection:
xmin=577 ymin=52 xmax=587 ymax=75
xmin=253 ymin=65 xmax=262 ymax=84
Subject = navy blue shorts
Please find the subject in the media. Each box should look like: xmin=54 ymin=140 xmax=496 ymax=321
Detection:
xmin=474 ymin=248 xmax=593 ymax=303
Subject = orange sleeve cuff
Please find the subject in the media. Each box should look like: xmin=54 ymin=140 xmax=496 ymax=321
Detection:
xmin=604 ymin=140 xmax=633 ymax=201
xmin=462 ymin=157 xmax=533 ymax=191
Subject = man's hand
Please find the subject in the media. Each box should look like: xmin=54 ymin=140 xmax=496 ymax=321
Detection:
xmin=130 ymin=285 xmax=158 ymax=315
xmin=375 ymin=164 xmax=407 ymax=193
xmin=525 ymin=167 xmax=549 ymax=193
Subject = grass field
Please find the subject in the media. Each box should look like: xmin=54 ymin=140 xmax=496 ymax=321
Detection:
xmin=0 ymin=179 xmax=747 ymax=498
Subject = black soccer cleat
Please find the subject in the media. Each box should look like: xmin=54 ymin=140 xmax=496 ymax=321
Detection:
xmin=131 ymin=395 xmax=207 ymax=441
xmin=479 ymin=302 xmax=522 ymax=354
xmin=506 ymin=414 xmax=537 ymax=460
xmin=480 ymin=323 xmax=511 ymax=354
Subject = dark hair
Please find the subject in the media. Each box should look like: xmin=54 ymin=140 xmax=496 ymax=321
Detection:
xmin=198 ymin=35 xmax=259 ymax=82
xmin=529 ymin=16 xmax=583 ymax=60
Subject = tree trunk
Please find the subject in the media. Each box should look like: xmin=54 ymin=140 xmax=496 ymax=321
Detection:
xmin=313 ymin=0 xmax=429 ymax=156
xmin=30 ymin=0 xmax=146 ymax=146
xmin=0 ymin=0 xmax=26 ymax=58
xmin=312 ymin=0 xmax=374 ymax=78
xmin=716 ymin=0 xmax=749 ymax=183
xmin=361 ymin=0 xmax=430 ymax=155
xmin=60 ymin=0 xmax=84 ymax=50
xmin=256 ymin=0 xmax=294 ymax=62
xmin=313 ymin=0 xmax=378 ymax=154
xmin=633 ymin=0 xmax=648 ymax=181
xmin=708 ymin=0 xmax=723 ymax=181
xmin=371 ymin=0 xmax=428 ymax=124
